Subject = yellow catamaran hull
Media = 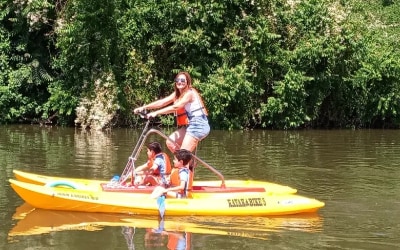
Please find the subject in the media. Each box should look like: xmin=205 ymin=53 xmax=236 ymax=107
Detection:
xmin=10 ymin=177 xmax=324 ymax=216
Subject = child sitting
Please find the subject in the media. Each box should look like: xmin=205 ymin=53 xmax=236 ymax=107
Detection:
xmin=134 ymin=142 xmax=171 ymax=186
xmin=152 ymin=149 xmax=193 ymax=198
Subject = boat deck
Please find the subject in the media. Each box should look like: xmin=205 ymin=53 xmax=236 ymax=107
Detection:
xmin=100 ymin=183 xmax=266 ymax=194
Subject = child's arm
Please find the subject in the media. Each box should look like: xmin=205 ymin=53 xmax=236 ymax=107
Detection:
xmin=134 ymin=162 xmax=149 ymax=175
xmin=165 ymin=180 xmax=186 ymax=196
xmin=148 ymin=161 xmax=159 ymax=172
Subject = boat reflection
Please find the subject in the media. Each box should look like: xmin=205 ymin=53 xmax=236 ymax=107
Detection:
xmin=9 ymin=203 xmax=323 ymax=247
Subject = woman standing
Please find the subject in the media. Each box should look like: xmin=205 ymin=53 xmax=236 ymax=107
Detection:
xmin=134 ymin=71 xmax=210 ymax=153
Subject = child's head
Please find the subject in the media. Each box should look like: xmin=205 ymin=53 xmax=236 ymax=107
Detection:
xmin=173 ymin=149 xmax=192 ymax=166
xmin=147 ymin=142 xmax=162 ymax=155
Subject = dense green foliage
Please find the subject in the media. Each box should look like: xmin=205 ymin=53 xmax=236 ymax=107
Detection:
xmin=1 ymin=0 xmax=399 ymax=129
xmin=0 ymin=0 xmax=54 ymax=123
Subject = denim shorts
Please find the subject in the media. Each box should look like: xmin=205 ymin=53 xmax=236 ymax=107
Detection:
xmin=187 ymin=115 xmax=210 ymax=141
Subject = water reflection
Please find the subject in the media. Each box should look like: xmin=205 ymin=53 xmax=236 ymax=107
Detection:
xmin=9 ymin=203 xmax=323 ymax=249
xmin=121 ymin=227 xmax=136 ymax=250
xmin=73 ymin=129 xmax=117 ymax=178
xmin=0 ymin=126 xmax=142 ymax=181
xmin=4 ymin=125 xmax=400 ymax=249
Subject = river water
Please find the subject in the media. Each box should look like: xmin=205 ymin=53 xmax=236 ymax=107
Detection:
xmin=1 ymin=124 xmax=399 ymax=249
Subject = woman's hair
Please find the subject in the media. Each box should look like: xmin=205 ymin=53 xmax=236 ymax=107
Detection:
xmin=174 ymin=71 xmax=192 ymax=99
xmin=147 ymin=142 xmax=162 ymax=154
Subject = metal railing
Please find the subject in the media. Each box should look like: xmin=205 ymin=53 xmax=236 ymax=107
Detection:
xmin=120 ymin=120 xmax=225 ymax=188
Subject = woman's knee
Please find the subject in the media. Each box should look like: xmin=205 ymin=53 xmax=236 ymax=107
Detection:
xmin=166 ymin=129 xmax=185 ymax=152
xmin=181 ymin=136 xmax=198 ymax=152
xmin=166 ymin=140 xmax=178 ymax=152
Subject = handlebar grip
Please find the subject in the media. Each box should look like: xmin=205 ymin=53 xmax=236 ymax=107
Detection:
xmin=138 ymin=110 xmax=147 ymax=118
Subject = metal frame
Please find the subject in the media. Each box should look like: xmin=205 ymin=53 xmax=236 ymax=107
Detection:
xmin=120 ymin=119 xmax=225 ymax=188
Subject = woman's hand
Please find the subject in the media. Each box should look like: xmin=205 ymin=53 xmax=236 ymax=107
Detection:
xmin=133 ymin=107 xmax=144 ymax=114
xmin=146 ymin=112 xmax=158 ymax=119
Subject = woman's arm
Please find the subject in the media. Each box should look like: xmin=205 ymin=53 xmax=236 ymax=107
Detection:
xmin=148 ymin=91 xmax=193 ymax=117
xmin=134 ymin=92 xmax=175 ymax=113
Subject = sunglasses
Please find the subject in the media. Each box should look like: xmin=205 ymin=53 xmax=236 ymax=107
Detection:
xmin=174 ymin=78 xmax=187 ymax=83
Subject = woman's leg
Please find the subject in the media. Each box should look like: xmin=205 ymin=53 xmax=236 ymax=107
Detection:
xmin=183 ymin=117 xmax=210 ymax=152
xmin=180 ymin=134 xmax=199 ymax=152
xmin=166 ymin=127 xmax=186 ymax=153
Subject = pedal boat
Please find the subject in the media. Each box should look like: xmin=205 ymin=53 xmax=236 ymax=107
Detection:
xmin=9 ymin=178 xmax=324 ymax=216
xmin=9 ymin=119 xmax=325 ymax=216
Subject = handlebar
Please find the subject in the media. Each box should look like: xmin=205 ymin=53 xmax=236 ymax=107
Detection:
xmin=136 ymin=110 xmax=148 ymax=119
